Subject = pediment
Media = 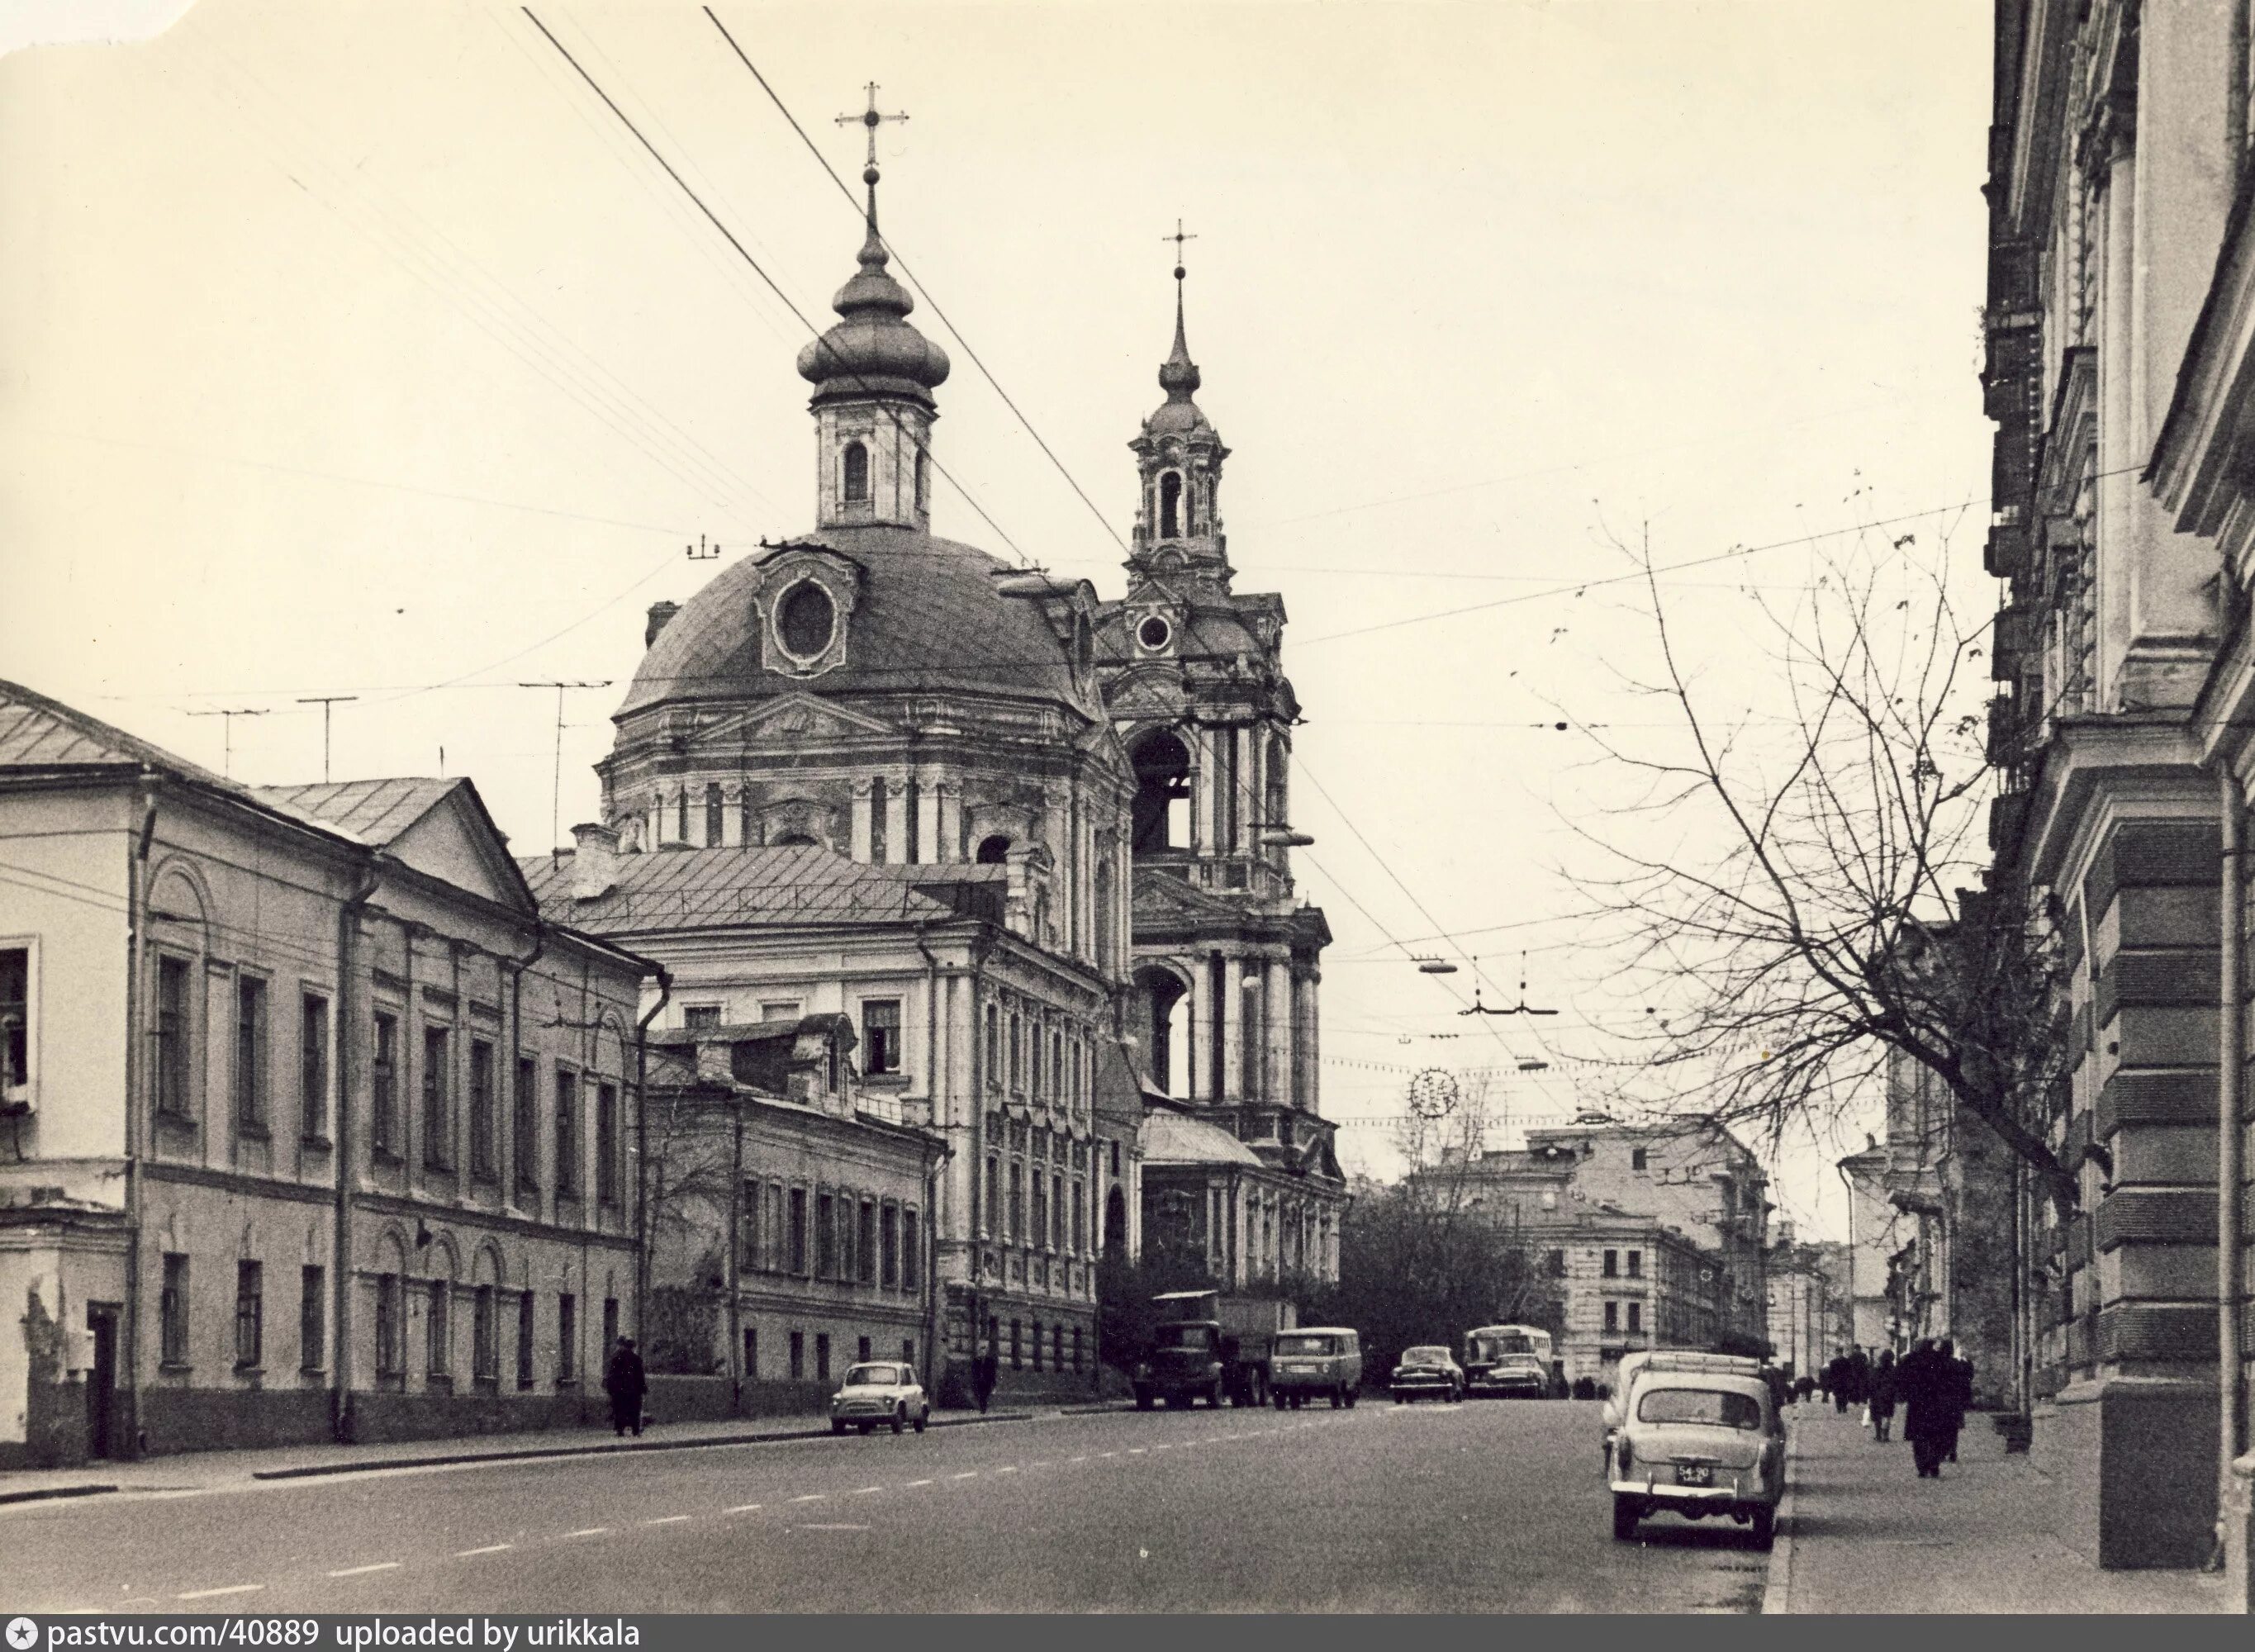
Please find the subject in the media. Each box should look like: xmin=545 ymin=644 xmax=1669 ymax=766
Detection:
xmin=1130 ymin=872 xmax=1237 ymax=925
xmin=1105 ymin=667 xmax=1185 ymax=721
xmin=724 ymin=693 xmax=895 ymax=743
xmin=388 ymin=784 xmax=534 ymax=914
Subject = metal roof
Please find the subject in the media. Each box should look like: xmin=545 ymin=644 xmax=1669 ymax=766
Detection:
xmin=520 ymin=842 xmax=961 ymax=931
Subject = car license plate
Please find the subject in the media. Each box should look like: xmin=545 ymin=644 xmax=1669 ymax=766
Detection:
xmin=1678 ymin=1464 xmax=1714 ymax=1488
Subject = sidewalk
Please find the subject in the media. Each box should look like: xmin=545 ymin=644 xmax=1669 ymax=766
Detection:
xmin=0 ymin=1407 xmax=1028 ymax=1507
xmin=1766 ymin=1407 xmax=2229 ymax=1614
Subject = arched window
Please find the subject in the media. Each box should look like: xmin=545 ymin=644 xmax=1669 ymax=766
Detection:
xmin=976 ymin=833 xmax=1012 ymax=866
xmin=914 ymin=447 xmax=928 ymax=513
xmin=675 ymin=791 xmax=689 ymax=843
xmin=842 ymin=441 xmax=870 ymax=505
xmin=1265 ymin=734 xmax=1289 ymax=839
xmin=1136 ymin=967 xmax=1188 ymax=1095
xmin=772 ymin=833 xmax=817 ymax=848
xmin=870 ymin=778 xmax=888 ymax=862
xmin=1129 ymin=730 xmax=1192 ymax=853
xmin=1105 ymin=1185 xmax=1128 ymax=1257
xmin=1159 ymin=471 xmax=1182 ymax=539
xmin=704 ymin=784 xmax=723 ymax=846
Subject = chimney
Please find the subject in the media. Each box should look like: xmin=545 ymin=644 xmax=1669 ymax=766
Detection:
xmin=570 ymin=821 xmax=619 ymax=900
xmin=645 ymin=601 xmax=681 ymax=649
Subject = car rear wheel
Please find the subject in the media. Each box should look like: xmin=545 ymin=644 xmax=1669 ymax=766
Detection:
xmin=1272 ymin=1390 xmax=1287 ymax=1410
xmin=831 ymin=1420 xmax=847 ymax=1436
xmin=913 ymin=1411 xmax=927 ymax=1434
xmin=1344 ymin=1388 xmax=1357 ymax=1408
xmin=1330 ymin=1389 xmax=1343 ymax=1409
xmin=1612 ymin=1497 xmax=1640 ymax=1541
xmin=1749 ymin=1507 xmax=1776 ymax=1550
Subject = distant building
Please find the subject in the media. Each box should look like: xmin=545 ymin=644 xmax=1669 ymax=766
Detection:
xmin=1766 ymin=1222 xmax=1844 ymax=1381
xmin=1835 ymin=1140 xmax=1897 ymax=1353
xmin=0 ymin=681 xmax=648 ymax=1468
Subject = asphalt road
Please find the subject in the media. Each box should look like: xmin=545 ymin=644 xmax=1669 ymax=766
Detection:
xmin=3 ymin=1399 xmax=1769 ymax=1613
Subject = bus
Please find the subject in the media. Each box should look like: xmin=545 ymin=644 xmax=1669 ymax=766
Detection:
xmin=1465 ymin=1324 xmax=1557 ymax=1398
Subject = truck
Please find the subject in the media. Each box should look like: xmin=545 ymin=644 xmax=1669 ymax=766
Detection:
xmin=1131 ymin=1289 xmax=1295 ymax=1410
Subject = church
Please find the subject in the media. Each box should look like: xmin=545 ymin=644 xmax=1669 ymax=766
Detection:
xmin=530 ymin=148 xmax=1345 ymax=1406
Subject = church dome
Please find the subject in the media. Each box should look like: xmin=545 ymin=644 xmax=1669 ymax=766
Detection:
xmin=618 ymin=523 xmax=1100 ymax=721
xmin=795 ymin=225 xmax=951 ymax=408
xmin=1142 ymin=279 xmax=1213 ymax=437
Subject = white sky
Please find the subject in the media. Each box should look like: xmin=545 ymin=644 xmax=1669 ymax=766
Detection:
xmin=0 ymin=0 xmax=1996 ymax=1239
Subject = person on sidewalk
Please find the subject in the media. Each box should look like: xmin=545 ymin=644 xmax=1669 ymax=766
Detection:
xmin=1825 ymin=1351 xmax=1851 ymax=1413
xmin=1899 ymin=1339 xmax=1952 ymax=1478
xmin=974 ymin=1346 xmax=997 ymax=1414
xmin=1867 ymin=1348 xmax=1898 ymax=1444
xmin=1939 ymin=1340 xmax=1969 ymax=1465
xmin=604 ymin=1336 xmax=647 ymax=1438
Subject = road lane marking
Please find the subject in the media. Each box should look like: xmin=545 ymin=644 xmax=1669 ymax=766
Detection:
xmin=789 ymin=1494 xmax=827 ymax=1503
xmin=1068 ymin=1455 xmax=1087 ymax=1464
xmin=1030 ymin=1460 xmax=1051 ymax=1468
xmin=563 ymin=1527 xmax=610 ymax=1539
xmin=1128 ymin=1447 xmax=1146 ymax=1455
xmin=904 ymin=1479 xmax=933 ymax=1488
xmin=1099 ymin=1451 xmax=1118 ymax=1459
xmin=1154 ymin=1443 xmax=1172 ymax=1450
xmin=851 ymin=1486 xmax=885 ymax=1495
xmin=950 ymin=1470 xmax=980 ymax=1479
xmin=325 ymin=1563 xmax=399 ymax=1578
xmin=178 ymin=1585 xmax=264 ymax=1601
xmin=725 ymin=1504 xmax=762 ymax=1514
xmin=641 ymin=1516 xmax=691 ymax=1526
xmin=455 ymin=1545 xmax=513 ymax=1557
xmin=795 ymin=1524 xmax=871 ymax=1532
xmin=994 ymin=1465 xmax=1018 ymax=1474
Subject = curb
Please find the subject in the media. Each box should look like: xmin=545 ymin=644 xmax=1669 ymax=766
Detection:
xmin=1760 ymin=1422 xmax=1801 ymax=1615
xmin=249 ymin=1409 xmax=1033 ymax=1480
xmin=0 ymin=1483 xmax=119 ymax=1507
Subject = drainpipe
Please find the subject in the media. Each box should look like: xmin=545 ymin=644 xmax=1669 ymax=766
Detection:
xmin=330 ymin=855 xmax=382 ymax=1443
xmin=914 ymin=923 xmax=946 ymax=1389
xmin=121 ymin=776 xmax=159 ymax=1458
xmin=728 ymin=1075 xmax=743 ymax=1413
xmin=634 ymin=966 xmax=672 ymax=1347
xmin=2219 ymin=769 xmax=2248 ymax=1564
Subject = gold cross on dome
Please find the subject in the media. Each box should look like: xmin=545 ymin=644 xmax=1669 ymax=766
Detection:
xmin=1163 ymin=217 xmax=1198 ymax=275
xmin=837 ymin=82 xmax=909 ymax=169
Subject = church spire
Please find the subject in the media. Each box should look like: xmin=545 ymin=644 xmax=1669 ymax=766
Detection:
xmin=1128 ymin=223 xmax=1231 ymax=585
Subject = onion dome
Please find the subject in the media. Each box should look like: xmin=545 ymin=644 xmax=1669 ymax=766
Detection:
xmin=1145 ymin=273 xmax=1213 ymax=436
xmin=796 ymin=176 xmax=951 ymax=409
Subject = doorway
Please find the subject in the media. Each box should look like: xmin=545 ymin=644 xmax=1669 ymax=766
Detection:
xmin=86 ymin=1303 xmax=120 ymax=1460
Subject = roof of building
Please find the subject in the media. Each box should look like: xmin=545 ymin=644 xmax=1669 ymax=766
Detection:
xmin=520 ymin=842 xmax=963 ymax=931
xmin=618 ymin=526 xmax=1100 ymax=722
xmin=1139 ymin=1106 xmax=1265 ymax=1169
xmin=253 ymin=778 xmax=463 ymax=845
xmin=0 ymin=676 xmax=235 ymax=787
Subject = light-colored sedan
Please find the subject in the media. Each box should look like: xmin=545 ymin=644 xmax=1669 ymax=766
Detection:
xmin=829 ymin=1362 xmax=931 ymax=1436
xmin=1608 ymin=1372 xmax=1784 ymax=1549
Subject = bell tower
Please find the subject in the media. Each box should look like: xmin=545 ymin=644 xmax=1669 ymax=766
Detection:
xmin=1128 ymin=231 xmax=1232 ymax=592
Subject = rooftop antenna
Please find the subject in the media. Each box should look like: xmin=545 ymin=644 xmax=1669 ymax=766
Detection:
xmin=519 ymin=681 xmax=613 ymax=858
xmin=186 ymin=706 xmax=268 ymax=778
xmin=296 ymin=695 xmax=358 ymax=783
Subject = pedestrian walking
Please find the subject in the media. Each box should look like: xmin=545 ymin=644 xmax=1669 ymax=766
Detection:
xmin=1940 ymin=1341 xmax=1970 ymax=1464
xmin=1825 ymin=1351 xmax=1851 ymax=1413
xmin=1867 ymin=1348 xmax=1898 ymax=1444
xmin=1848 ymin=1346 xmax=1872 ymax=1408
xmin=974 ymin=1345 xmax=997 ymax=1414
xmin=604 ymin=1335 xmax=647 ymax=1439
xmin=1899 ymin=1339 xmax=1953 ymax=1478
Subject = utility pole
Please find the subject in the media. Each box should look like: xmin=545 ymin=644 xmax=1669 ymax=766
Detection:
xmin=186 ymin=707 xmax=268 ymax=778
xmin=297 ymin=695 xmax=358 ymax=783
xmin=519 ymin=681 xmax=612 ymax=855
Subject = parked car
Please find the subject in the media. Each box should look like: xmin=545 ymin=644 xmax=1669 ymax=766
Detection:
xmin=1389 ymin=1345 xmax=1465 ymax=1403
xmin=1607 ymin=1369 xmax=1785 ymax=1549
xmin=829 ymin=1362 xmax=931 ymax=1436
xmin=1602 ymin=1350 xmax=1763 ymax=1467
xmin=1269 ymin=1327 xmax=1363 ymax=1409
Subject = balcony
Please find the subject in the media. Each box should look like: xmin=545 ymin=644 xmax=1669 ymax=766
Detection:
xmin=1985 ymin=694 xmax=2021 ymax=767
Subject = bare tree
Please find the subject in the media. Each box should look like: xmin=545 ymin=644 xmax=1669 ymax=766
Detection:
xmin=638 ymin=1083 xmax=743 ymax=1374
xmin=1559 ymin=526 xmax=2081 ymax=1218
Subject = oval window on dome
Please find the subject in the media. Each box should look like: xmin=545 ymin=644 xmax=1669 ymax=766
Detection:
xmin=1137 ymin=614 xmax=1172 ymax=653
xmin=776 ymin=580 xmax=838 ymax=661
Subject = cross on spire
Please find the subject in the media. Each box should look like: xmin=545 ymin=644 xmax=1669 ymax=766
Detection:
xmin=837 ymin=82 xmax=909 ymax=171
xmin=1164 ymin=217 xmax=1198 ymax=280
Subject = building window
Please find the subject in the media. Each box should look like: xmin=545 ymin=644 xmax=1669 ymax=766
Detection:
xmin=1110 ymin=1141 xmax=1121 ymax=1178
xmin=1032 ymin=1321 xmax=1043 ymax=1373
xmin=1072 ymin=1181 xmax=1085 ymax=1252
xmin=596 ymin=1083 xmax=620 ymax=1207
xmin=744 ymin=1327 xmax=758 ymax=1379
xmin=469 ymin=1039 xmax=496 ymax=1181
xmin=235 ymin=976 xmax=269 ymax=1137
xmin=0 ymin=944 xmax=27 ymax=1101
xmin=914 ymin=446 xmax=928 ymax=512
xmin=1052 ymin=1323 xmax=1064 ymax=1370
xmin=372 ymin=1012 xmax=399 ymax=1156
xmin=427 ymin=1279 xmax=451 ymax=1378
xmin=760 ymin=999 xmax=802 ymax=1023
xmin=375 ymin=1273 xmax=402 ymax=1379
xmin=235 ymin=1260 xmax=263 ymax=1370
xmin=300 ymin=993 xmax=329 ymax=1140
xmin=1602 ymin=1249 xmax=1619 ymax=1279
xmin=1009 ymin=1014 xmax=1023 ymax=1091
xmin=474 ymin=1286 xmax=498 ymax=1382
xmin=1032 ymin=1175 xmax=1047 ymax=1253
xmin=1545 ymin=1248 xmax=1566 ymax=1279
xmin=841 ymin=440 xmax=870 ymax=505
xmin=984 ymin=1154 xmax=999 ymax=1237
xmin=514 ymin=1057 xmax=539 ymax=1196
xmin=789 ymin=1330 xmax=805 ymax=1381
xmin=684 ymin=1006 xmax=722 ymax=1032
xmin=160 ymin=1251 xmax=190 ymax=1367
xmin=1052 ymin=1174 xmax=1065 ymax=1251
xmin=1160 ymin=470 xmax=1182 ymax=538
xmin=554 ymin=1070 xmax=579 ymax=1198
xmin=1626 ymin=1250 xmax=1643 ymax=1279
xmin=155 ymin=955 xmax=190 ymax=1119
xmin=903 ymin=1207 xmax=920 ymax=1291
xmin=1051 ymin=1031 xmax=1064 ymax=1100
xmin=676 ymin=791 xmax=690 ymax=843
xmin=881 ymin=1205 xmax=900 ymax=1289
xmin=817 ymin=1192 xmax=837 ymax=1278
xmin=903 ymin=1336 xmax=916 ymax=1370
xmin=603 ymin=1297 xmax=620 ymax=1354
xmin=788 ymin=1187 xmax=809 ymax=1274
xmin=705 ymin=783 xmax=724 ymax=845
xmin=984 ymin=1003 xmax=1000 ymax=1085
xmin=1631 ymin=1148 xmax=1649 ymax=1171
xmin=300 ymin=1265 xmax=325 ymax=1373
xmin=1072 ymin=1326 xmax=1083 ymax=1372
xmin=558 ymin=1292 xmax=577 ymax=1383
xmin=1009 ymin=1161 xmax=1024 ymax=1242
xmin=1603 ymin=1300 xmax=1619 ymax=1332
xmin=857 ymin=1334 xmax=872 ymax=1364
xmin=1009 ymin=1319 xmax=1023 ymax=1369
xmin=858 ymin=1200 xmax=877 ymax=1286
xmin=517 ymin=1291 xmax=535 ymax=1388
xmin=863 ymin=999 xmax=902 ymax=1075
xmin=815 ymin=1332 xmax=831 ymax=1382
xmin=422 ymin=1026 xmax=452 ymax=1169
xmin=741 ymin=1181 xmax=762 ymax=1271
xmin=1627 ymin=1300 xmax=1643 ymax=1333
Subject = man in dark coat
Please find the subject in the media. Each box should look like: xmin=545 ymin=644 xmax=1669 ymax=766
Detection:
xmin=1825 ymin=1352 xmax=1852 ymax=1412
xmin=974 ymin=1346 xmax=998 ymax=1414
xmin=604 ymin=1336 xmax=647 ymax=1438
xmin=1898 ymin=1339 xmax=1953 ymax=1478
xmin=1941 ymin=1341 xmax=1971 ymax=1464
xmin=1867 ymin=1349 xmax=1899 ymax=1443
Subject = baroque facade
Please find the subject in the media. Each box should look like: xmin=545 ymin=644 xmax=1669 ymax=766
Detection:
xmin=0 ymin=682 xmax=648 ymax=1467
xmin=1980 ymin=0 xmax=2251 ymax=1573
